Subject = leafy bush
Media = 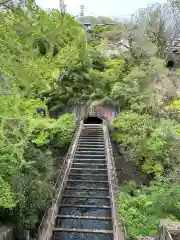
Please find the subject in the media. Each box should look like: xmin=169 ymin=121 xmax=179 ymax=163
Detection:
xmin=0 ymin=95 xmax=75 ymax=229
xmin=0 ymin=1 xmax=85 ymax=230
xmin=118 ymin=179 xmax=180 ymax=238
xmin=31 ymin=113 xmax=75 ymax=147
xmin=113 ymin=111 xmax=180 ymax=175
xmin=0 ymin=0 xmax=111 ymax=231
xmin=112 ymin=111 xmax=155 ymax=166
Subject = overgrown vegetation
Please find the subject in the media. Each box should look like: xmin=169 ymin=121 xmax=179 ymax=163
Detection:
xmin=107 ymin=1 xmax=180 ymax=237
xmin=0 ymin=0 xmax=78 ymax=233
xmin=0 ymin=0 xmax=118 ymax=234
xmin=1 ymin=0 xmax=180 ymax=238
xmin=118 ymin=179 xmax=180 ymax=237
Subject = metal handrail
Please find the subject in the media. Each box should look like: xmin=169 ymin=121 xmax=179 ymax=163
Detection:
xmin=37 ymin=121 xmax=83 ymax=240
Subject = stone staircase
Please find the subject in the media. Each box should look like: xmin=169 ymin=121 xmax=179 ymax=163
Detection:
xmin=52 ymin=123 xmax=114 ymax=240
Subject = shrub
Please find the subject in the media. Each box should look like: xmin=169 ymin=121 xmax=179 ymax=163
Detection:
xmin=118 ymin=179 xmax=180 ymax=238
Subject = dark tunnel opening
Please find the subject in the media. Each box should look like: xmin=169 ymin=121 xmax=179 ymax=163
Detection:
xmin=83 ymin=116 xmax=103 ymax=124
xmin=166 ymin=60 xmax=175 ymax=69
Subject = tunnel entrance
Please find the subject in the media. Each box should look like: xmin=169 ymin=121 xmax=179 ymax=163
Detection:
xmin=83 ymin=116 xmax=103 ymax=124
xmin=166 ymin=60 xmax=175 ymax=69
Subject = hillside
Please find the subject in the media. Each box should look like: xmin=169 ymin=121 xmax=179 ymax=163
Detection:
xmin=0 ymin=0 xmax=180 ymax=239
xmin=77 ymin=15 xmax=116 ymax=24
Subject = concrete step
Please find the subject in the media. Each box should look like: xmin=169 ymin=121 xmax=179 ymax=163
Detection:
xmin=75 ymin=151 xmax=105 ymax=155
xmin=77 ymin=144 xmax=105 ymax=147
xmin=59 ymin=204 xmax=110 ymax=208
xmin=65 ymin=186 xmax=109 ymax=190
xmin=73 ymin=160 xmax=106 ymax=163
xmin=79 ymin=140 xmax=104 ymax=142
xmin=68 ymin=173 xmax=108 ymax=179
xmin=77 ymin=147 xmax=105 ymax=150
xmin=53 ymin=228 xmax=113 ymax=234
xmin=74 ymin=154 xmax=106 ymax=157
xmin=70 ymin=168 xmax=107 ymax=171
xmin=72 ymin=163 xmax=106 ymax=167
xmin=56 ymin=215 xmax=111 ymax=220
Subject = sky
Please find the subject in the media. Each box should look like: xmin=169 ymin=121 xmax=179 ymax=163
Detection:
xmin=36 ymin=0 xmax=166 ymax=18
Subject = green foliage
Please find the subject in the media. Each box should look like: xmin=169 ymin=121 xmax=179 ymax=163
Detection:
xmin=1 ymin=0 xmax=180 ymax=236
xmin=77 ymin=16 xmax=116 ymax=25
xmin=0 ymin=3 xmax=89 ymax=102
xmin=110 ymin=25 xmax=180 ymax=237
xmin=0 ymin=2 xmax=78 ymax=229
xmin=0 ymin=1 xmax=118 ymax=227
xmin=118 ymin=179 xmax=180 ymax=237
xmin=0 ymin=94 xmax=75 ymax=229
xmin=111 ymin=57 xmax=168 ymax=111
xmin=97 ymin=1 xmax=180 ymax=239
xmin=0 ymin=177 xmax=17 ymax=208
xmin=168 ymin=99 xmax=180 ymax=110
xmin=112 ymin=110 xmax=154 ymax=159
xmin=30 ymin=113 xmax=75 ymax=147
xmin=113 ymin=111 xmax=180 ymax=176
xmin=10 ymin=142 xmax=54 ymax=228
xmin=50 ymin=114 xmax=76 ymax=147
xmin=90 ymin=25 xmax=114 ymax=45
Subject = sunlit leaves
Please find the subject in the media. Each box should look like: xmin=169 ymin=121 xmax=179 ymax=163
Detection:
xmin=0 ymin=177 xmax=17 ymax=208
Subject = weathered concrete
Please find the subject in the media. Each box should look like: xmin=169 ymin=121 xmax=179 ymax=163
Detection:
xmin=0 ymin=225 xmax=14 ymax=240
xmin=159 ymin=219 xmax=180 ymax=240
xmin=103 ymin=122 xmax=125 ymax=240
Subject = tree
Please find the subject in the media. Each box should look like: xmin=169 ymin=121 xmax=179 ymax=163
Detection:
xmin=59 ymin=0 xmax=66 ymax=13
xmin=0 ymin=2 xmax=78 ymax=231
xmin=105 ymin=2 xmax=180 ymax=238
